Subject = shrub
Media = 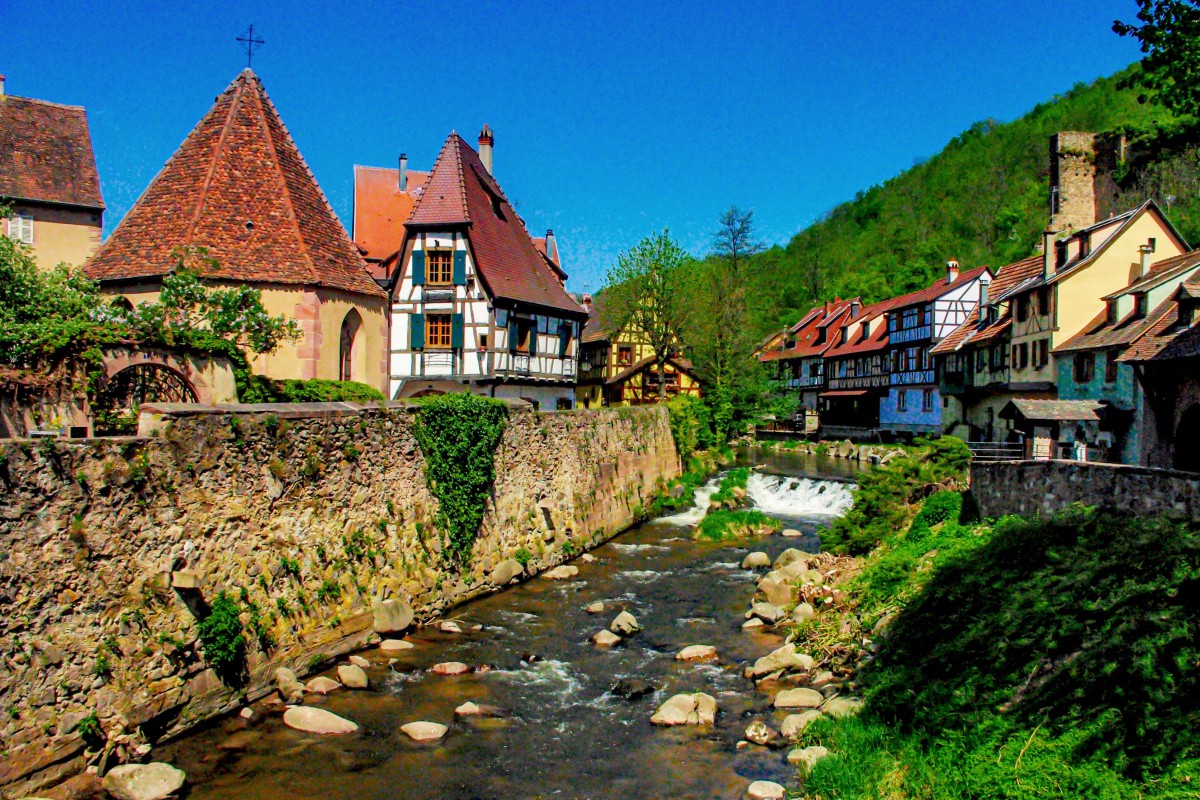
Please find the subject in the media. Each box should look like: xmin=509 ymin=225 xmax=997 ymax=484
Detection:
xmin=667 ymin=394 xmax=714 ymax=459
xmin=197 ymin=590 xmax=246 ymax=685
xmin=695 ymin=509 xmax=781 ymax=541
xmin=413 ymin=393 xmax=508 ymax=567
xmin=75 ymin=713 xmax=104 ymax=748
xmin=241 ymin=377 xmax=385 ymax=403
xmin=513 ymin=547 xmax=532 ymax=567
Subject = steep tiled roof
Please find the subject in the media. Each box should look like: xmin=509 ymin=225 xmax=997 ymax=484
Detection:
xmin=1001 ymin=398 xmax=1103 ymax=422
xmin=605 ymin=354 xmax=697 ymax=386
xmin=0 ymin=94 xmax=103 ymax=209
xmin=86 ymin=70 xmax=383 ymax=297
xmin=1117 ymin=295 xmax=1200 ymax=362
xmin=352 ymin=164 xmax=429 ymax=262
xmin=887 ymin=266 xmax=990 ymax=310
xmin=824 ymin=298 xmax=899 ymax=358
xmin=1102 ymin=249 xmax=1200 ymax=299
xmin=758 ymin=299 xmax=856 ymax=362
xmin=930 ymin=256 xmax=1043 ymax=355
xmin=581 ymin=292 xmax=619 ymax=343
xmin=406 ymin=133 xmax=585 ymax=317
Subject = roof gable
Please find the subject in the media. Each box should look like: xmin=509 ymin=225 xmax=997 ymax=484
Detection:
xmin=353 ymin=164 xmax=429 ymax=264
xmin=0 ymin=94 xmax=103 ymax=209
xmin=405 ymin=132 xmax=585 ymax=317
xmin=85 ymin=70 xmax=382 ymax=297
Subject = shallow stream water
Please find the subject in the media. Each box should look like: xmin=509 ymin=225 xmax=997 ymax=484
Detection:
xmin=157 ymin=452 xmax=859 ymax=800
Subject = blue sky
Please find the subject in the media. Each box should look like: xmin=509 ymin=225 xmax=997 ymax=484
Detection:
xmin=4 ymin=0 xmax=1145 ymax=292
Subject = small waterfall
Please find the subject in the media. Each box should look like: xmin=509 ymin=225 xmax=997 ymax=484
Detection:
xmin=745 ymin=473 xmax=855 ymax=518
xmin=661 ymin=477 xmax=721 ymax=526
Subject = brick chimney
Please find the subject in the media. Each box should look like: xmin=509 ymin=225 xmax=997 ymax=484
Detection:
xmin=544 ymin=229 xmax=558 ymax=263
xmin=398 ymin=154 xmax=407 ymax=192
xmin=978 ymin=272 xmax=992 ymax=309
xmin=478 ymin=124 xmax=494 ymax=175
xmin=946 ymin=259 xmax=960 ymax=284
xmin=1042 ymin=226 xmax=1057 ymax=281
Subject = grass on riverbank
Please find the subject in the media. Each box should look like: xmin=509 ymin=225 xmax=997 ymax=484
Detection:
xmin=694 ymin=509 xmax=782 ymax=542
xmin=793 ymin=495 xmax=1200 ymax=798
xmin=709 ymin=467 xmax=750 ymax=507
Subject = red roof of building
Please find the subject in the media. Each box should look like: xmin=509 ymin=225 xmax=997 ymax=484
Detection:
xmin=886 ymin=265 xmax=990 ymax=310
xmin=405 ymin=132 xmax=585 ymax=317
xmin=1116 ymin=294 xmax=1200 ymax=362
xmin=824 ymin=298 xmax=899 ymax=359
xmin=930 ymin=256 xmax=1043 ymax=355
xmin=0 ymin=93 xmax=103 ymax=209
xmin=86 ymin=70 xmax=383 ymax=297
xmin=353 ymin=164 xmax=429 ymax=264
xmin=758 ymin=299 xmax=857 ymax=362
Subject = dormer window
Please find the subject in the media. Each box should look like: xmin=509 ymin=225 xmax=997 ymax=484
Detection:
xmin=859 ymin=322 xmax=869 ymax=341
xmin=814 ymin=327 xmax=826 ymax=345
xmin=1133 ymin=292 xmax=1148 ymax=319
xmin=840 ymin=327 xmax=848 ymax=344
xmin=427 ymin=248 xmax=453 ymax=285
xmin=1106 ymin=299 xmax=1118 ymax=325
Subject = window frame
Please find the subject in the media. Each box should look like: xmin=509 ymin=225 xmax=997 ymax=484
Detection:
xmin=426 ymin=313 xmax=453 ymax=349
xmin=897 ymin=389 xmax=908 ymax=412
xmin=617 ymin=345 xmax=633 ymax=366
xmin=7 ymin=213 xmax=34 ymax=244
xmin=426 ymin=248 xmax=453 ymax=286
xmin=1104 ymin=352 xmax=1119 ymax=384
xmin=922 ymin=388 xmax=934 ymax=412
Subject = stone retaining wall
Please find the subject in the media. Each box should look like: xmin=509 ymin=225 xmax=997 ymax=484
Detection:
xmin=971 ymin=459 xmax=1200 ymax=521
xmin=0 ymin=402 xmax=678 ymax=795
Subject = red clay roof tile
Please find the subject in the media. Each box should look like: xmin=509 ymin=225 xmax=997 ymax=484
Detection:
xmin=0 ymin=94 xmax=103 ymax=209
xmin=353 ymin=164 xmax=429 ymax=263
xmin=85 ymin=70 xmax=383 ymax=297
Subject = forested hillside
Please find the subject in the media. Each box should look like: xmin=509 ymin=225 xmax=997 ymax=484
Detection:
xmin=748 ymin=64 xmax=1200 ymax=333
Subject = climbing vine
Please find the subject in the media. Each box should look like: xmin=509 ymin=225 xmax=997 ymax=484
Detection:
xmin=196 ymin=590 xmax=246 ymax=686
xmin=413 ymin=393 xmax=508 ymax=567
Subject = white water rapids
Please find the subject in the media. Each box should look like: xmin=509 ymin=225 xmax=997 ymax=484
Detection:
xmin=662 ymin=470 xmax=856 ymax=526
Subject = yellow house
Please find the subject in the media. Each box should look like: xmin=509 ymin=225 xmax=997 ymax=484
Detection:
xmin=84 ymin=70 xmax=388 ymax=394
xmin=575 ymin=294 xmax=701 ymax=408
xmin=0 ymin=74 xmax=104 ymax=269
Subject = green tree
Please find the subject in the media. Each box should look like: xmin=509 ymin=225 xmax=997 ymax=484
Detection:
xmin=602 ymin=230 xmax=692 ymax=399
xmin=1115 ymin=0 xmax=1200 ymax=118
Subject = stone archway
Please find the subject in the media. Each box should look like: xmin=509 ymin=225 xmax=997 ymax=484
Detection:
xmin=339 ymin=309 xmax=363 ymax=382
xmin=92 ymin=362 xmax=198 ymax=435
xmin=1176 ymin=404 xmax=1200 ymax=472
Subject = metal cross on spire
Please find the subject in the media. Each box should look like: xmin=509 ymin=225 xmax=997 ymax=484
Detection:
xmin=237 ymin=24 xmax=265 ymax=69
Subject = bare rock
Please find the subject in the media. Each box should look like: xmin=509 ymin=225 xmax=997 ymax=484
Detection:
xmin=283 ymin=706 xmax=358 ymax=734
xmin=792 ymin=602 xmax=815 ymax=623
xmin=611 ymin=677 xmax=657 ymax=699
xmin=650 ymin=692 xmax=717 ymax=725
xmin=454 ymin=701 xmax=505 ymax=717
xmin=372 ymin=598 xmax=414 ymax=635
xmin=675 ymin=644 xmax=718 ymax=662
xmin=489 ymin=558 xmax=523 ymax=586
xmin=747 ymin=602 xmax=784 ymax=624
xmin=337 ymin=664 xmax=369 ymax=689
xmin=746 ymin=780 xmax=786 ymax=800
xmin=774 ymin=687 xmax=825 ymax=709
xmin=773 ymin=548 xmax=807 ymax=569
xmin=748 ymin=643 xmax=815 ymax=678
xmin=586 ymin=601 xmax=605 ymax=614
xmin=741 ymin=551 xmax=771 ymax=569
xmin=741 ymin=617 xmax=764 ymax=630
xmin=757 ymin=576 xmax=794 ymax=608
xmin=400 ymin=721 xmax=447 ymax=742
xmin=610 ymin=611 xmax=641 ymax=635
xmin=431 ymin=661 xmax=470 ymax=675
xmin=591 ymin=630 xmax=622 ymax=647
xmin=348 ymin=655 xmax=370 ymax=668
xmin=780 ymin=528 xmax=804 ymax=538
xmin=101 ymin=763 xmax=186 ymax=800
xmin=822 ymin=696 xmax=864 ymax=718
xmin=780 ymin=710 xmax=823 ymax=739
xmin=543 ymin=565 xmax=579 ymax=580
xmin=743 ymin=719 xmax=780 ymax=746
xmin=305 ymin=676 xmax=341 ymax=695
xmin=787 ymin=744 xmax=830 ymax=773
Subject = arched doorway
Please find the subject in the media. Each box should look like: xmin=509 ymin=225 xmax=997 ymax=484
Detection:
xmin=339 ymin=309 xmax=363 ymax=382
xmin=1176 ymin=405 xmax=1200 ymax=472
xmin=92 ymin=363 xmax=198 ymax=435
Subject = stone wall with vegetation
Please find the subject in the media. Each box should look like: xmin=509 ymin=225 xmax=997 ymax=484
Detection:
xmin=0 ymin=401 xmax=677 ymax=794
xmin=971 ymin=458 xmax=1200 ymax=520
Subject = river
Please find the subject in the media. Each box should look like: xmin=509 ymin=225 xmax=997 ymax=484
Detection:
xmin=156 ymin=451 xmax=860 ymax=799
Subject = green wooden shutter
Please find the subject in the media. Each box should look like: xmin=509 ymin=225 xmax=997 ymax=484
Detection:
xmin=528 ymin=321 xmax=538 ymax=356
xmin=508 ymin=318 xmax=520 ymax=353
xmin=451 ymin=313 xmax=464 ymax=349
xmin=410 ymin=312 xmax=425 ymax=350
xmin=452 ymin=251 xmax=467 ymax=285
xmin=558 ymin=322 xmax=571 ymax=356
xmin=411 ymin=251 xmax=426 ymax=286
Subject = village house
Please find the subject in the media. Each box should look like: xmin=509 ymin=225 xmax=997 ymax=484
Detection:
xmin=1116 ymin=275 xmax=1200 ymax=471
xmin=352 ymin=157 xmax=430 ymax=283
xmin=818 ymin=298 xmax=894 ymax=438
xmin=757 ymin=298 xmax=856 ymax=425
xmin=879 ymin=261 xmax=988 ymax=438
xmin=376 ymin=127 xmax=588 ymax=408
xmin=0 ymin=74 xmax=104 ymax=268
xmin=1052 ymin=250 xmax=1200 ymax=464
xmin=574 ymin=293 xmax=701 ymax=408
xmin=85 ymin=69 xmax=390 ymax=394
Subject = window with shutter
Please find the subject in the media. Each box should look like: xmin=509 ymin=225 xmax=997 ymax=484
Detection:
xmin=8 ymin=214 xmax=33 ymax=244
xmin=427 ymin=250 xmax=452 ymax=285
xmin=409 ymin=313 xmax=425 ymax=350
xmin=427 ymin=314 xmax=452 ymax=348
xmin=450 ymin=313 xmax=464 ymax=349
xmin=557 ymin=322 xmax=571 ymax=357
xmin=452 ymin=251 xmax=467 ymax=285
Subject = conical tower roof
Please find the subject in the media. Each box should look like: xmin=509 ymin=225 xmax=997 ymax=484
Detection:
xmin=86 ymin=69 xmax=383 ymax=297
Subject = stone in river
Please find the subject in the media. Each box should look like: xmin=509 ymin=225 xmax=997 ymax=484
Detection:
xmin=372 ymin=598 xmax=414 ymax=635
xmin=337 ymin=664 xmax=369 ymax=689
xmin=675 ymin=644 xmax=718 ymax=661
xmin=379 ymin=638 xmax=414 ymax=652
xmin=773 ymin=687 xmax=825 ymax=709
xmin=400 ymin=721 xmax=448 ymax=742
xmin=580 ymin=553 xmax=596 ymax=563
xmin=101 ymin=762 xmax=186 ymax=800
xmin=431 ymin=661 xmax=470 ymax=675
xmin=741 ymin=617 xmax=765 ymax=630
xmin=748 ymin=643 xmax=814 ymax=678
xmin=744 ymin=719 xmax=780 ymax=746
xmin=592 ymin=630 xmax=622 ymax=647
xmin=586 ymin=601 xmax=605 ymax=614
xmin=822 ymin=696 xmax=864 ymax=718
xmin=610 ymin=610 xmax=641 ymax=635
xmin=780 ymin=710 xmax=823 ymax=738
xmin=238 ymin=707 xmax=254 ymax=720
xmin=741 ymin=551 xmax=771 ymax=569
xmin=305 ymin=676 xmax=341 ymax=694
xmin=489 ymin=558 xmax=523 ymax=586
xmin=746 ymin=780 xmax=786 ymax=800
xmin=282 ymin=706 xmax=358 ymax=734
xmin=748 ymin=602 xmax=785 ymax=624
xmin=781 ymin=528 xmax=805 ymax=538
xmin=611 ymin=677 xmax=657 ymax=699
xmin=348 ymin=655 xmax=370 ymax=668
xmin=792 ymin=602 xmax=815 ymax=623
xmin=787 ymin=744 xmax=831 ymax=773
xmin=756 ymin=576 xmax=794 ymax=608
xmin=437 ymin=620 xmax=465 ymax=634
xmin=455 ymin=701 xmax=505 ymax=717
xmin=650 ymin=692 xmax=717 ymax=725
xmin=543 ymin=565 xmax=579 ymax=580
xmin=773 ymin=548 xmax=807 ymax=569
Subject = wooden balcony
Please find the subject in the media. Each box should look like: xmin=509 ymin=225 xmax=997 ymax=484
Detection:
xmin=890 ymin=368 xmax=935 ymax=386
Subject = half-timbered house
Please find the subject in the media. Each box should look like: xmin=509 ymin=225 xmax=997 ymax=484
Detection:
xmin=819 ymin=298 xmax=895 ymax=438
xmin=382 ymin=127 xmax=588 ymax=408
xmin=757 ymin=298 xmax=856 ymax=418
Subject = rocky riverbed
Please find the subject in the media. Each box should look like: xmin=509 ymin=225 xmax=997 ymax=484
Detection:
xmin=62 ymin=461 xmax=860 ymax=800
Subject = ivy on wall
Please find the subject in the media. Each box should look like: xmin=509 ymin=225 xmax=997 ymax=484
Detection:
xmin=413 ymin=393 xmax=508 ymax=567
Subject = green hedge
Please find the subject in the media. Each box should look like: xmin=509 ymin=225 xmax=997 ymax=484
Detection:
xmin=241 ymin=376 xmax=385 ymax=403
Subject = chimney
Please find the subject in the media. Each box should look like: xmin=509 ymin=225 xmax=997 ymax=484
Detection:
xmin=946 ymin=259 xmax=960 ymax=284
xmin=398 ymin=154 xmax=407 ymax=192
xmin=0 ymin=75 xmax=5 ymax=96
xmin=1042 ymin=226 xmax=1057 ymax=281
xmin=544 ymin=229 xmax=557 ymax=263
xmin=978 ymin=272 xmax=992 ymax=309
xmin=478 ymin=124 xmax=494 ymax=175
xmin=581 ymin=294 xmax=593 ymax=313
xmin=1138 ymin=239 xmax=1156 ymax=278
xmin=850 ymin=299 xmax=861 ymax=318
